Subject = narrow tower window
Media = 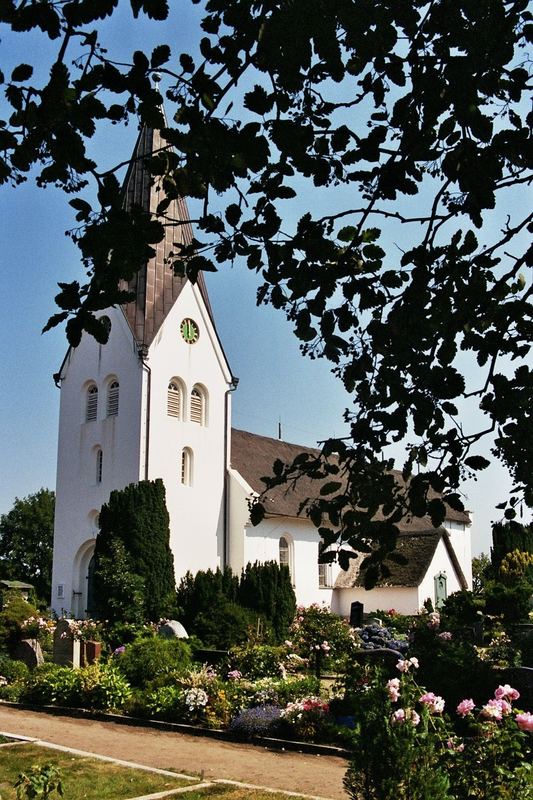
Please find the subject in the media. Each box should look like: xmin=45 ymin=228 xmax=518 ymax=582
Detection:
xmin=96 ymin=449 xmax=103 ymax=484
xmin=107 ymin=381 xmax=119 ymax=417
xmin=86 ymin=385 xmax=98 ymax=422
xmin=167 ymin=381 xmax=182 ymax=418
xmin=181 ymin=448 xmax=193 ymax=486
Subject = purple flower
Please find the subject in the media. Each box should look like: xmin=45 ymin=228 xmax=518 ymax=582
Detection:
xmin=113 ymin=645 xmax=126 ymax=656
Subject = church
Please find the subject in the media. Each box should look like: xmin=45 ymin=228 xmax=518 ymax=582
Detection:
xmin=50 ymin=126 xmax=473 ymax=620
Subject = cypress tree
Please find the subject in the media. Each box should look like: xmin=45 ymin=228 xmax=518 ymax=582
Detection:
xmin=94 ymin=479 xmax=176 ymax=621
xmin=491 ymin=521 xmax=533 ymax=574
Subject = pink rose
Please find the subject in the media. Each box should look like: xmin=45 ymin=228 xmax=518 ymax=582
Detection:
xmin=481 ymin=699 xmax=504 ymax=721
xmin=391 ymin=708 xmax=406 ymax=724
xmin=515 ymin=712 xmax=533 ymax=733
xmin=386 ymin=678 xmax=401 ymax=702
xmin=456 ymin=698 xmax=475 ymax=717
xmin=494 ymin=684 xmax=520 ymax=702
xmin=438 ymin=631 xmax=452 ymax=641
xmin=419 ymin=692 xmax=445 ymax=714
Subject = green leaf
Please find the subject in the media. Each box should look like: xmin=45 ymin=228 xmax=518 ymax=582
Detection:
xmin=225 ymin=204 xmax=242 ymax=226
xmin=11 ymin=63 xmax=33 ymax=82
xmin=320 ymin=481 xmax=342 ymax=496
xmin=179 ymin=53 xmax=195 ymax=73
xmin=464 ymin=455 xmax=490 ymax=471
xmin=338 ymin=226 xmax=357 ymax=242
xmin=249 ymin=502 xmax=265 ymax=526
xmin=243 ymin=85 xmax=273 ymax=115
xmin=151 ymin=44 xmax=171 ymax=68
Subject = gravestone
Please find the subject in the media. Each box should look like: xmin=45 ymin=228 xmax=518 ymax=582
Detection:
xmin=158 ymin=620 xmax=189 ymax=639
xmin=13 ymin=639 xmax=43 ymax=669
xmin=53 ymin=618 xmax=80 ymax=667
xmin=349 ymin=601 xmax=364 ymax=628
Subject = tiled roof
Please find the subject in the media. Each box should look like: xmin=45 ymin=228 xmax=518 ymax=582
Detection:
xmin=230 ymin=428 xmax=471 ymax=529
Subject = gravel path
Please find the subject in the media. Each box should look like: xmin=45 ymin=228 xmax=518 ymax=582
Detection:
xmin=0 ymin=706 xmax=348 ymax=799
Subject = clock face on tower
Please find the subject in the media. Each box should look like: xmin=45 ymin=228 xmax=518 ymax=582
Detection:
xmin=180 ymin=318 xmax=199 ymax=344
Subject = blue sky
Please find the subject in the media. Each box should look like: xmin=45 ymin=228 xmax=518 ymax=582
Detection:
xmin=0 ymin=5 xmax=528 ymax=556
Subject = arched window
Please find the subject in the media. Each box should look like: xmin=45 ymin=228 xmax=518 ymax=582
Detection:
xmin=107 ymin=380 xmax=119 ymax=417
xmin=279 ymin=536 xmax=294 ymax=584
xmin=86 ymin=385 xmax=98 ymax=421
xmin=167 ymin=380 xmax=183 ymax=418
xmin=190 ymin=385 xmax=207 ymax=425
xmin=318 ymin=541 xmax=332 ymax=588
xmin=96 ymin=449 xmax=103 ymax=484
xmin=181 ymin=447 xmax=193 ymax=486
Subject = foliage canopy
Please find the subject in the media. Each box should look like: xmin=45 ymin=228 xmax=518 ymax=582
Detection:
xmin=1 ymin=1 xmax=532 ymax=574
xmin=0 ymin=489 xmax=55 ymax=599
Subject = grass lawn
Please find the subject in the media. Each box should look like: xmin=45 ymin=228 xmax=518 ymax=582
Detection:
xmin=0 ymin=744 xmax=196 ymax=800
xmin=0 ymin=745 xmax=315 ymax=800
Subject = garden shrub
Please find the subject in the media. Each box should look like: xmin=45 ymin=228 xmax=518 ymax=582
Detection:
xmin=279 ymin=697 xmax=332 ymax=742
xmin=0 ymin=592 xmax=41 ymax=653
xmin=289 ymin=604 xmax=358 ymax=674
xmin=177 ymin=561 xmax=296 ymax=645
xmin=78 ymin=662 xmax=131 ymax=710
xmin=21 ymin=663 xmax=81 ymax=707
xmin=193 ymin=599 xmax=264 ymax=649
xmin=440 ymin=590 xmax=481 ymax=627
xmin=100 ymin=620 xmax=156 ymax=652
xmin=143 ymin=684 xmax=184 ymax=721
xmin=484 ymin=581 xmax=532 ymax=622
xmin=0 ymin=654 xmax=29 ymax=683
xmin=227 ymin=644 xmax=285 ymax=679
xmin=115 ymin=637 xmax=191 ymax=688
xmin=238 ymin=561 xmax=296 ymax=641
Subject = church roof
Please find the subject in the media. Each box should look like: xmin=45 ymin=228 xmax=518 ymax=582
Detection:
xmin=230 ymin=428 xmax=470 ymax=529
xmin=120 ymin=124 xmax=213 ymax=347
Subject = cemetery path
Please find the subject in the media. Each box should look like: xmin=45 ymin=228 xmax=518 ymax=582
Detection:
xmin=0 ymin=706 xmax=348 ymax=799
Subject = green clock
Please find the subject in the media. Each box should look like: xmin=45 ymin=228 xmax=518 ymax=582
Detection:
xmin=180 ymin=318 xmax=199 ymax=344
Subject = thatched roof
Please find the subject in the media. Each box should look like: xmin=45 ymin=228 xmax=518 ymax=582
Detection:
xmin=334 ymin=528 xmax=469 ymax=589
xmin=230 ymin=428 xmax=470 ymax=530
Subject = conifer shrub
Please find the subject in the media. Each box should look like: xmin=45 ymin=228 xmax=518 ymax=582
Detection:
xmin=93 ymin=480 xmax=176 ymax=622
xmin=176 ymin=561 xmax=296 ymax=645
xmin=238 ymin=561 xmax=296 ymax=641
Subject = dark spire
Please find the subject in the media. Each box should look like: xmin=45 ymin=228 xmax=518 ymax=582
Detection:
xmin=120 ymin=124 xmax=212 ymax=346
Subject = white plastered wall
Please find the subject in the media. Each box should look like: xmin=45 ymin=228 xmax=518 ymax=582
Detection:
xmin=146 ymin=282 xmax=233 ymax=581
xmin=332 ymin=585 xmax=419 ymax=617
xmin=51 ymin=307 xmax=144 ymax=616
xmin=417 ymin=534 xmax=469 ymax=608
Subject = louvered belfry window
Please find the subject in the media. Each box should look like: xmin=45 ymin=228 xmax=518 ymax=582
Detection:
xmin=107 ymin=381 xmax=119 ymax=417
xmin=190 ymin=388 xmax=204 ymax=424
xmin=167 ymin=381 xmax=182 ymax=418
xmin=86 ymin=386 xmax=98 ymax=421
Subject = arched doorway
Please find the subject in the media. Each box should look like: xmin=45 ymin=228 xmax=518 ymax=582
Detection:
xmin=72 ymin=541 xmax=96 ymax=619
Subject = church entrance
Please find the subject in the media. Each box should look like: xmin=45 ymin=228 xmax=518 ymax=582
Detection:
xmin=73 ymin=541 xmax=96 ymax=619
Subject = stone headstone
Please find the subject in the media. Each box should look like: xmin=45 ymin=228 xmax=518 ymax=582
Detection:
xmin=158 ymin=620 xmax=188 ymax=639
xmin=53 ymin=618 xmax=80 ymax=667
xmin=349 ymin=601 xmax=364 ymax=628
xmin=13 ymin=639 xmax=43 ymax=669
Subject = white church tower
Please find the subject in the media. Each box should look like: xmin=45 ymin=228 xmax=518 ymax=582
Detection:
xmin=51 ymin=126 xmax=235 ymax=617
